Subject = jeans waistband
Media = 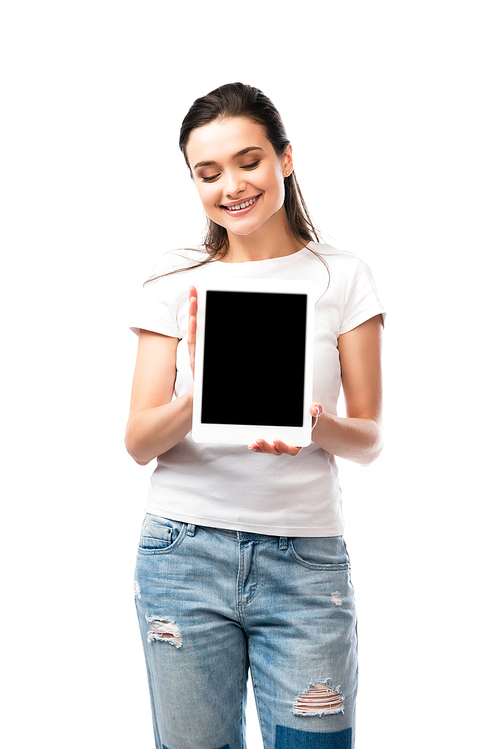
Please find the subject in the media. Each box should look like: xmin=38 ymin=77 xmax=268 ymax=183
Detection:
xmin=193 ymin=524 xmax=289 ymax=548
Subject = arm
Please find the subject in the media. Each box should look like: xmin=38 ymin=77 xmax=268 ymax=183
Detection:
xmin=311 ymin=314 xmax=384 ymax=465
xmin=249 ymin=314 xmax=383 ymax=465
xmin=125 ymin=288 xmax=198 ymax=466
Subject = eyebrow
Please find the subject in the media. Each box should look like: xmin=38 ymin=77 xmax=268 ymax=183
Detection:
xmin=193 ymin=146 xmax=264 ymax=171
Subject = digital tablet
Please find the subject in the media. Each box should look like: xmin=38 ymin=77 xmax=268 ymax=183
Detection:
xmin=192 ymin=278 xmax=315 ymax=446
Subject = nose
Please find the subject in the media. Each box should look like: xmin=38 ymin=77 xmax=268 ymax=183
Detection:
xmin=224 ymin=168 xmax=246 ymax=199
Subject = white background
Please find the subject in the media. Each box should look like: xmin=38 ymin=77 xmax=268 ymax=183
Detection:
xmin=1 ymin=1 xmax=499 ymax=747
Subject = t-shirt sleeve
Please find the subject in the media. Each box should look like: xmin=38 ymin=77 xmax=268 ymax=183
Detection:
xmin=130 ymin=275 xmax=180 ymax=338
xmin=340 ymin=258 xmax=386 ymax=335
xmin=130 ymin=249 xmax=207 ymax=337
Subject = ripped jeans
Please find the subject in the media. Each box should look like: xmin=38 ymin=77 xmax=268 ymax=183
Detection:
xmin=134 ymin=515 xmax=358 ymax=749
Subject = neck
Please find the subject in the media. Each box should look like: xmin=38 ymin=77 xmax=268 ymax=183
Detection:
xmin=219 ymin=208 xmax=306 ymax=263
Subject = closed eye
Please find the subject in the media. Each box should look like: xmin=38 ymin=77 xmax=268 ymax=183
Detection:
xmin=201 ymin=173 xmax=221 ymax=183
xmin=242 ymin=160 xmax=260 ymax=170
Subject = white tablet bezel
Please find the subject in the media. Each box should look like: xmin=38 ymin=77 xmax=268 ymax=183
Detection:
xmin=192 ymin=277 xmax=315 ymax=446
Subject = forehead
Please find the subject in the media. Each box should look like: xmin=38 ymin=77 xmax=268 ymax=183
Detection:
xmin=186 ymin=117 xmax=271 ymax=167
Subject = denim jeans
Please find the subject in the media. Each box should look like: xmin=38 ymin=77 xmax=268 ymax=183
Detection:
xmin=134 ymin=514 xmax=358 ymax=749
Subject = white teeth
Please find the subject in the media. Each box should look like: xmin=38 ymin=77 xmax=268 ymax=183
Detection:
xmin=226 ymin=197 xmax=256 ymax=211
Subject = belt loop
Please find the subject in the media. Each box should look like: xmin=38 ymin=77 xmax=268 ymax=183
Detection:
xmin=279 ymin=536 xmax=288 ymax=550
xmin=186 ymin=524 xmax=196 ymax=537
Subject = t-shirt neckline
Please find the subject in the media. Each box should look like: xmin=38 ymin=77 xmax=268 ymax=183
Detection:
xmin=214 ymin=243 xmax=313 ymax=267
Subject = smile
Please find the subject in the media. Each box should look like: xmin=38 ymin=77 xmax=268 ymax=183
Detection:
xmin=221 ymin=195 xmax=260 ymax=214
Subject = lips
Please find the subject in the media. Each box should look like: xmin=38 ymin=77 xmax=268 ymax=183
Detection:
xmin=220 ymin=194 xmax=261 ymax=215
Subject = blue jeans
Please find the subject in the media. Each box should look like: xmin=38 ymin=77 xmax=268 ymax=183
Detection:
xmin=134 ymin=514 xmax=358 ymax=749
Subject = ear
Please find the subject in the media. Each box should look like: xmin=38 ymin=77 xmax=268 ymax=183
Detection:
xmin=282 ymin=144 xmax=294 ymax=177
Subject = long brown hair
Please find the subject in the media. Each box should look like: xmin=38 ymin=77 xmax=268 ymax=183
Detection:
xmin=179 ymin=82 xmax=320 ymax=259
xmin=146 ymin=83 xmax=325 ymax=284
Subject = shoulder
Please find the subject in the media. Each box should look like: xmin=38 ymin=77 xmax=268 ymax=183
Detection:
xmin=146 ymin=247 xmax=211 ymax=282
xmin=308 ymin=241 xmax=366 ymax=267
xmin=130 ymin=249 xmax=210 ymax=338
xmin=306 ymin=241 xmax=375 ymax=284
xmin=308 ymin=243 xmax=385 ymax=333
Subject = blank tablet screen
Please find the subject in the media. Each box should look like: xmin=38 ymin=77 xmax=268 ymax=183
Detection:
xmin=201 ymin=290 xmax=307 ymax=427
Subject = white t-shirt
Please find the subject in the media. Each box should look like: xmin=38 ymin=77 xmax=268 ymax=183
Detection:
xmin=131 ymin=242 xmax=385 ymax=537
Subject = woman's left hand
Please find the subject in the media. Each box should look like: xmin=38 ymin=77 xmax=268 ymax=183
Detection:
xmin=187 ymin=286 xmax=198 ymax=380
xmin=248 ymin=403 xmax=323 ymax=456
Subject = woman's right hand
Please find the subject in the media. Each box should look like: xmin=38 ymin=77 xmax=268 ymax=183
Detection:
xmin=187 ymin=286 xmax=198 ymax=380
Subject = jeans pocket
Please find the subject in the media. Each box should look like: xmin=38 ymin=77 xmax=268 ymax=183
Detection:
xmin=288 ymin=536 xmax=350 ymax=570
xmin=138 ymin=514 xmax=186 ymax=554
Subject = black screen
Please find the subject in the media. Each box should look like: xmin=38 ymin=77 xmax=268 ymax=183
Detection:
xmin=201 ymin=290 xmax=307 ymax=426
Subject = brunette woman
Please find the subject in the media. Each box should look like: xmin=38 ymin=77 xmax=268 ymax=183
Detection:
xmin=126 ymin=82 xmax=385 ymax=749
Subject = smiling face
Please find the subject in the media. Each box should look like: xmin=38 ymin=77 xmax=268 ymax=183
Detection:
xmin=185 ymin=117 xmax=293 ymax=244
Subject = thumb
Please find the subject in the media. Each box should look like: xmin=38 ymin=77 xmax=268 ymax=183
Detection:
xmin=310 ymin=403 xmax=323 ymax=428
xmin=310 ymin=403 xmax=323 ymax=418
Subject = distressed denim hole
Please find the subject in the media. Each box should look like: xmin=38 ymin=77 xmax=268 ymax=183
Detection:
xmin=293 ymin=681 xmax=344 ymax=716
xmin=147 ymin=617 xmax=182 ymax=648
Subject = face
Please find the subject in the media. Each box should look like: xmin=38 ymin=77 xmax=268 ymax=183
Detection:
xmin=185 ymin=117 xmax=293 ymax=240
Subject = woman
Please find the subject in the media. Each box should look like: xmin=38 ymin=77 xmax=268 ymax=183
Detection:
xmin=126 ymin=82 xmax=385 ymax=749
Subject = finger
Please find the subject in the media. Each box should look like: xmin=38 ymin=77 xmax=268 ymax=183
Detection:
xmin=248 ymin=440 xmax=301 ymax=457
xmin=273 ymin=440 xmax=302 ymax=456
xmin=188 ymin=313 xmax=197 ymax=341
xmin=188 ymin=287 xmax=198 ymax=338
xmin=248 ymin=439 xmax=275 ymax=454
xmin=310 ymin=402 xmax=323 ymax=429
xmin=188 ymin=286 xmax=198 ymax=376
xmin=189 ymin=286 xmax=198 ymax=316
xmin=251 ymin=439 xmax=272 ymax=452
